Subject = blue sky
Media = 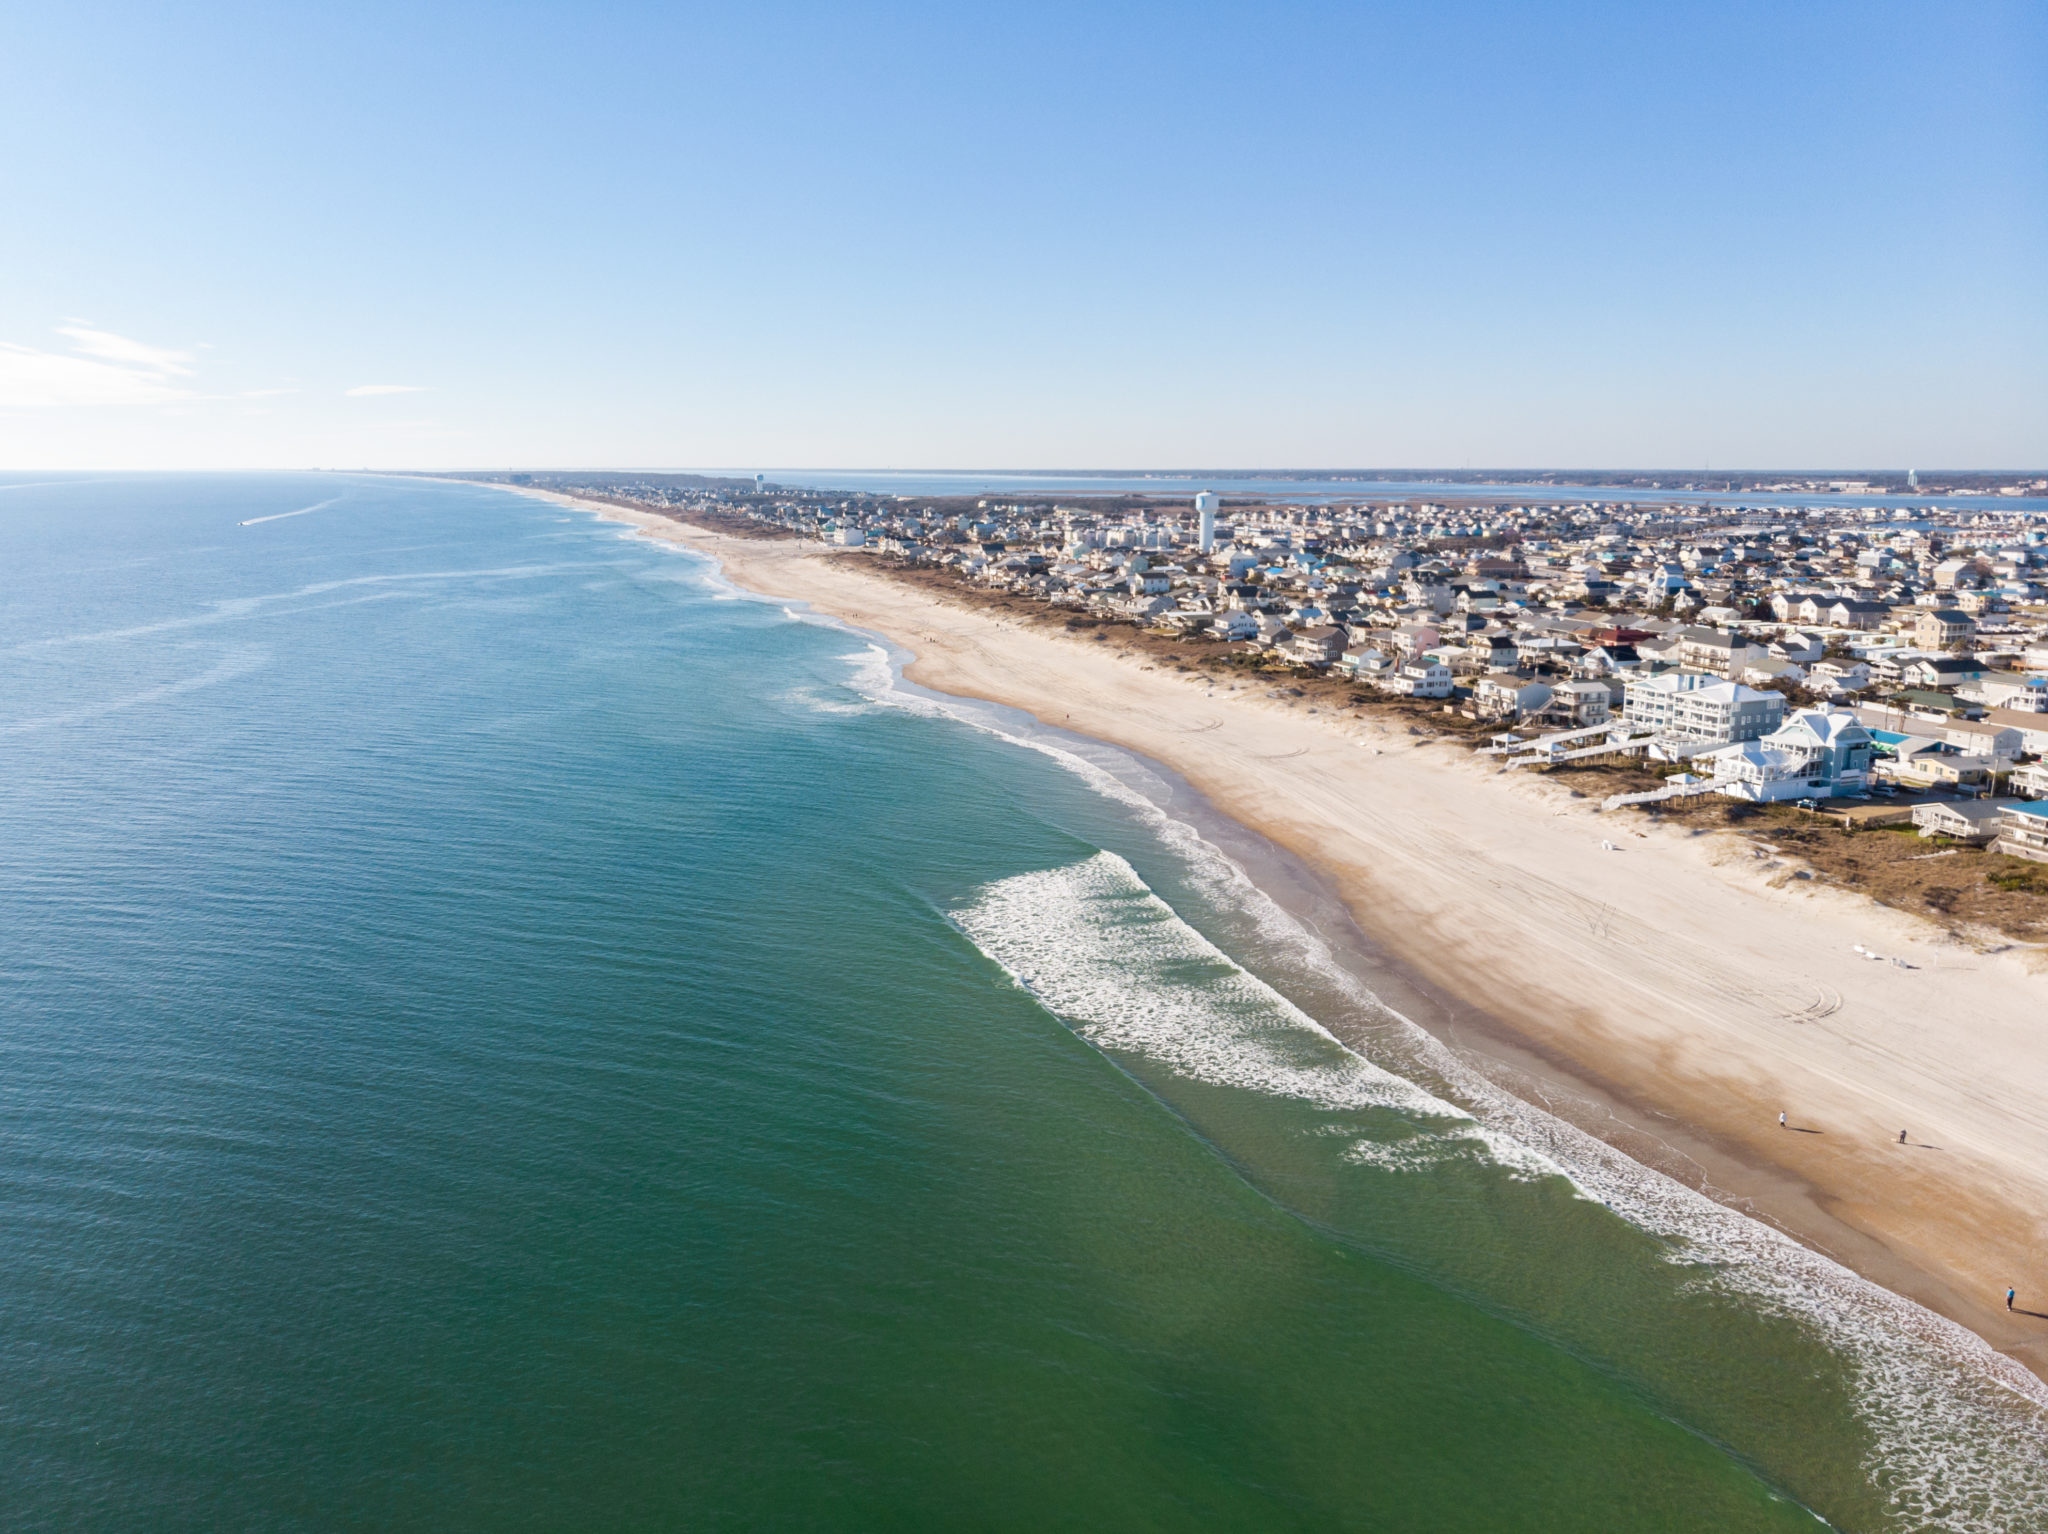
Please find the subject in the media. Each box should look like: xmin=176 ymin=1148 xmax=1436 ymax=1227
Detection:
xmin=0 ymin=0 xmax=2040 ymax=470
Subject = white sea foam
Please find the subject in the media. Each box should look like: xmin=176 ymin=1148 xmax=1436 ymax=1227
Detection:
xmin=675 ymin=528 xmax=2048 ymax=1530
xmin=952 ymin=852 xmax=1460 ymax=1125
xmin=624 ymin=537 xmax=751 ymax=601
xmin=952 ymin=845 xmax=2048 ymax=1530
xmin=843 ymin=641 xmax=902 ymax=703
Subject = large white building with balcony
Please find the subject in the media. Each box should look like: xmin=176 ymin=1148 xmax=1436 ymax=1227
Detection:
xmin=1623 ymin=672 xmax=1785 ymax=744
xmin=1700 ymin=709 xmax=1875 ymax=803
xmin=1994 ymin=802 xmax=2048 ymax=863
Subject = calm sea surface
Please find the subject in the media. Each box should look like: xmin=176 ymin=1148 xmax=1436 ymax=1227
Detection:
xmin=3 ymin=472 xmax=2044 ymax=1531
xmin=700 ymin=467 xmax=2048 ymax=513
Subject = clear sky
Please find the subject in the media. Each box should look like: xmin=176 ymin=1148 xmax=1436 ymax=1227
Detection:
xmin=1 ymin=0 xmax=2041 ymax=472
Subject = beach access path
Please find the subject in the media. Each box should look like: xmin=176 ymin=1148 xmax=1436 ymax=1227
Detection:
xmin=543 ymin=493 xmax=2048 ymax=1379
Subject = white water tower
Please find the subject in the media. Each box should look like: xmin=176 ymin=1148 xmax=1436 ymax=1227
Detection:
xmin=1194 ymin=490 xmax=1220 ymax=553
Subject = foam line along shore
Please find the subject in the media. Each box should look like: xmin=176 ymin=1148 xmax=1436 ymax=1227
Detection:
xmin=504 ymin=483 xmax=2048 ymax=1383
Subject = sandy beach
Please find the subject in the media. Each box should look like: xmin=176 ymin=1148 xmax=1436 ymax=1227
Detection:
xmin=541 ymin=491 xmax=2048 ymax=1378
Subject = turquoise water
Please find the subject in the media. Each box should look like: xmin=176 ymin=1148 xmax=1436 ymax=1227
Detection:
xmin=2 ymin=473 xmax=2044 ymax=1531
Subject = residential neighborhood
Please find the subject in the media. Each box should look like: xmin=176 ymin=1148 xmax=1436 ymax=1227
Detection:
xmin=462 ymin=471 xmax=2048 ymax=851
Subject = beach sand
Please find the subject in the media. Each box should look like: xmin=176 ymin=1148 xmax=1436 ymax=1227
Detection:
xmin=541 ymin=492 xmax=2048 ymax=1378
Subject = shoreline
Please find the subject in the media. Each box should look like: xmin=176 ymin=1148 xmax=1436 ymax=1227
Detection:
xmin=512 ymin=484 xmax=2048 ymax=1385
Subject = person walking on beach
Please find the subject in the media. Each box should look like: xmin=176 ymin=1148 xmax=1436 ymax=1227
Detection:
xmin=1899 ymin=1129 xmax=1908 ymax=1144
xmin=2009 ymin=1287 xmax=2017 ymax=1312
xmin=1779 ymin=1111 xmax=1786 ymax=1129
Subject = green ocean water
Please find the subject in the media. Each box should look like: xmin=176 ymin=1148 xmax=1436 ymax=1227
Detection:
xmin=2 ymin=473 xmax=2043 ymax=1531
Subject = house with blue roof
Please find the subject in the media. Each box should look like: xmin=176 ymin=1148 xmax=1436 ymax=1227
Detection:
xmin=1994 ymin=801 xmax=2048 ymax=863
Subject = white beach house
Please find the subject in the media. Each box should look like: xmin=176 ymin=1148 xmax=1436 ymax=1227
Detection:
xmin=1699 ymin=709 xmax=1875 ymax=803
xmin=1384 ymin=659 xmax=1454 ymax=699
xmin=1911 ymin=799 xmax=2015 ymax=844
xmin=1993 ymin=802 xmax=2048 ymax=863
xmin=1622 ymin=672 xmax=1785 ymax=745
xmin=2011 ymin=762 xmax=2048 ymax=800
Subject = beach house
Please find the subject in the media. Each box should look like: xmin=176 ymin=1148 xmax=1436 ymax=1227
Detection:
xmin=1389 ymin=622 xmax=1441 ymax=659
xmin=1983 ymin=708 xmax=2048 ymax=756
xmin=1939 ymin=717 xmax=2024 ymax=763
xmin=1874 ymin=737 xmax=1999 ymax=791
xmin=1279 ymin=626 xmax=1347 ymax=667
xmin=1337 ymin=646 xmax=1393 ymax=679
xmin=1958 ymin=672 xmax=2048 ymax=713
xmin=1699 ymin=709 xmax=1874 ymax=803
xmin=1672 ymin=626 xmax=1768 ymax=677
xmin=1915 ymin=608 xmax=1977 ymax=649
xmin=1900 ymin=655 xmax=1986 ymax=691
xmin=1992 ymin=802 xmax=2048 ymax=863
xmin=1468 ymin=635 xmax=1521 ymax=674
xmin=1384 ymin=659 xmax=1455 ymax=699
xmin=1574 ymin=642 xmax=1641 ymax=677
xmin=1210 ymin=610 xmax=1259 ymax=642
xmin=1806 ymin=659 xmax=1872 ymax=694
xmin=1773 ymin=592 xmax=1824 ymax=623
xmin=1474 ymin=673 xmax=1553 ymax=722
xmin=1536 ymin=679 xmax=1613 ymax=727
xmin=1911 ymin=800 xmax=2015 ymax=844
xmin=1622 ymin=672 xmax=1786 ymax=744
xmin=1823 ymin=598 xmax=1891 ymax=630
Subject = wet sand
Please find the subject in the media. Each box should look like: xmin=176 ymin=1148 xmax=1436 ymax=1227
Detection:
xmin=530 ymin=491 xmax=2048 ymax=1380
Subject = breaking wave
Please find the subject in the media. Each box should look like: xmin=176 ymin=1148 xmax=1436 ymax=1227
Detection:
xmin=652 ymin=528 xmax=2048 ymax=1532
xmin=950 ymin=852 xmax=1561 ymax=1178
xmin=950 ymin=847 xmax=2048 ymax=1532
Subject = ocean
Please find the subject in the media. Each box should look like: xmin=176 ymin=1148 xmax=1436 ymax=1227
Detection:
xmin=693 ymin=467 xmax=2048 ymax=514
xmin=2 ymin=471 xmax=2044 ymax=1531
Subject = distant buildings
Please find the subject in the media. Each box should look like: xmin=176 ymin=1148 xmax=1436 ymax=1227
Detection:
xmin=1916 ymin=608 xmax=1977 ymax=649
xmin=1670 ymin=626 xmax=1768 ymax=676
xmin=1195 ymin=491 xmax=1219 ymax=554
xmin=488 ymin=468 xmax=2048 ymax=813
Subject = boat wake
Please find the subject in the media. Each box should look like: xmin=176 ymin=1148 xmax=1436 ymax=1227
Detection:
xmin=240 ymin=496 xmax=342 ymax=526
